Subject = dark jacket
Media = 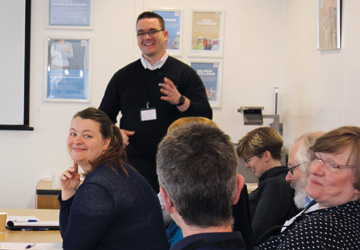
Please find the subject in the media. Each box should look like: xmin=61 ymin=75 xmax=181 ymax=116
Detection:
xmin=59 ymin=162 xmax=169 ymax=250
xmin=249 ymin=166 xmax=299 ymax=244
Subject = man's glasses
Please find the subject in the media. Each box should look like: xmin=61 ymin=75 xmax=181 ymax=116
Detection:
xmin=311 ymin=152 xmax=355 ymax=172
xmin=137 ymin=29 xmax=164 ymax=38
xmin=287 ymin=164 xmax=300 ymax=175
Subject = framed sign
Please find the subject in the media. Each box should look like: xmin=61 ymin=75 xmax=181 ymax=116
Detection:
xmin=45 ymin=37 xmax=91 ymax=102
xmin=190 ymin=10 xmax=225 ymax=57
xmin=317 ymin=0 xmax=341 ymax=50
xmin=0 ymin=0 xmax=33 ymax=130
xmin=153 ymin=10 xmax=182 ymax=56
xmin=190 ymin=59 xmax=222 ymax=108
xmin=48 ymin=0 xmax=92 ymax=29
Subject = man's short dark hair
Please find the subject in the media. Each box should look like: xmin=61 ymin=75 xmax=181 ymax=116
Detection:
xmin=156 ymin=122 xmax=238 ymax=227
xmin=137 ymin=11 xmax=165 ymax=30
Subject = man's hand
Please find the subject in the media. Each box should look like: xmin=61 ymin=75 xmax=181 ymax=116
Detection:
xmin=160 ymin=77 xmax=190 ymax=112
xmin=160 ymin=77 xmax=182 ymax=105
xmin=120 ymin=128 xmax=135 ymax=147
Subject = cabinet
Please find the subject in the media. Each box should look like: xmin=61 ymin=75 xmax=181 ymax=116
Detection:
xmin=36 ymin=179 xmax=61 ymax=209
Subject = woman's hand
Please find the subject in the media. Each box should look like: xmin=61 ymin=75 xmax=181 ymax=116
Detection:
xmin=60 ymin=162 xmax=81 ymax=200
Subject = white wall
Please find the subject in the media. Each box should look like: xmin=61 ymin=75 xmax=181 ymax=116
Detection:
xmin=0 ymin=0 xmax=140 ymax=208
xmin=2 ymin=0 xmax=358 ymax=208
xmin=282 ymin=0 xmax=360 ymax=148
xmin=140 ymin=0 xmax=286 ymax=141
xmin=0 ymin=0 xmax=285 ymax=208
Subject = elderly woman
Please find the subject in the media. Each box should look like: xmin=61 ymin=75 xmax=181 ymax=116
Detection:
xmin=257 ymin=126 xmax=360 ymax=249
xmin=237 ymin=127 xmax=298 ymax=244
xmin=59 ymin=107 xmax=168 ymax=250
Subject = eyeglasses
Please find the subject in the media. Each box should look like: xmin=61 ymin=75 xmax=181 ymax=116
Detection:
xmin=311 ymin=152 xmax=355 ymax=172
xmin=287 ymin=164 xmax=300 ymax=175
xmin=244 ymin=154 xmax=257 ymax=164
xmin=137 ymin=29 xmax=164 ymax=38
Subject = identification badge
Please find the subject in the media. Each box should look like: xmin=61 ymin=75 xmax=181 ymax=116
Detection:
xmin=140 ymin=108 xmax=157 ymax=121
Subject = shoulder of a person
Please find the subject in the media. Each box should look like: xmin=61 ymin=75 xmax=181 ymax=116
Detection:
xmin=106 ymin=60 xmax=143 ymax=90
xmin=91 ymin=162 xmax=151 ymax=185
xmin=79 ymin=165 xmax=135 ymax=198
xmin=164 ymin=57 xmax=201 ymax=87
xmin=292 ymin=212 xmax=335 ymax=234
xmin=84 ymin=164 xmax=121 ymax=184
xmin=165 ymin=56 xmax=192 ymax=70
xmin=310 ymin=202 xmax=360 ymax=219
xmin=261 ymin=169 xmax=288 ymax=183
xmin=112 ymin=59 xmax=142 ymax=77
xmin=300 ymin=205 xmax=348 ymax=225
xmin=257 ymin=175 xmax=291 ymax=196
xmin=270 ymin=176 xmax=291 ymax=192
xmin=265 ymin=167 xmax=289 ymax=180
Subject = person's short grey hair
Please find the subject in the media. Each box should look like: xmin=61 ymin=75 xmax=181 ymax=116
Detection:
xmin=156 ymin=122 xmax=238 ymax=228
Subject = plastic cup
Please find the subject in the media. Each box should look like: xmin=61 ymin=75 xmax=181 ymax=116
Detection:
xmin=51 ymin=172 xmax=61 ymax=188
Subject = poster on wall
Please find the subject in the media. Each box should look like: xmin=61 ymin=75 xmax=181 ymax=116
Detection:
xmin=190 ymin=11 xmax=225 ymax=57
xmin=190 ymin=60 xmax=222 ymax=108
xmin=153 ymin=10 xmax=182 ymax=56
xmin=45 ymin=37 xmax=91 ymax=102
xmin=48 ymin=0 xmax=92 ymax=29
xmin=317 ymin=0 xmax=341 ymax=50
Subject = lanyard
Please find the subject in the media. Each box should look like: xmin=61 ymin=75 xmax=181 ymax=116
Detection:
xmin=143 ymin=69 xmax=163 ymax=108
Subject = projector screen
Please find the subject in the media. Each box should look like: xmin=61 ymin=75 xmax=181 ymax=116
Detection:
xmin=0 ymin=0 xmax=32 ymax=130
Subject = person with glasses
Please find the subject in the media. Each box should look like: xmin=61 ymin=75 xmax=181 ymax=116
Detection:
xmin=99 ymin=11 xmax=212 ymax=193
xmin=285 ymin=132 xmax=324 ymax=209
xmin=257 ymin=126 xmax=360 ymax=249
xmin=236 ymin=127 xmax=299 ymax=245
xmin=280 ymin=132 xmax=324 ymax=234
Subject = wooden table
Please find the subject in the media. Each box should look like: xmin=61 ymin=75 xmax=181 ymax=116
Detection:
xmin=0 ymin=209 xmax=62 ymax=243
xmin=36 ymin=179 xmax=61 ymax=209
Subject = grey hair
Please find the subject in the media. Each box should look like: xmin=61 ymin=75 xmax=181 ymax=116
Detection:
xmin=292 ymin=131 xmax=324 ymax=208
xmin=156 ymin=122 xmax=238 ymax=228
xmin=295 ymin=131 xmax=325 ymax=178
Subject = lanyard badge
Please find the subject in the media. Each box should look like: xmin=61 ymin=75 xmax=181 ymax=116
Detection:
xmin=140 ymin=102 xmax=157 ymax=121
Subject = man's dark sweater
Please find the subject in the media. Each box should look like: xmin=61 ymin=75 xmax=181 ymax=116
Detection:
xmin=99 ymin=56 xmax=212 ymax=190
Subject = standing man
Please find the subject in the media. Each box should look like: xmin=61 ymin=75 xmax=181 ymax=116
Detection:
xmin=99 ymin=12 xmax=212 ymax=192
xmin=157 ymin=122 xmax=247 ymax=250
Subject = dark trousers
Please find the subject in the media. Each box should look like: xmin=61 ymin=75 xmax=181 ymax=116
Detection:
xmin=127 ymin=157 xmax=159 ymax=193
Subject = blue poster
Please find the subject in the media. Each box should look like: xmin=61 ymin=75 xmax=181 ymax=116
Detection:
xmin=47 ymin=39 xmax=90 ymax=101
xmin=49 ymin=0 xmax=91 ymax=26
xmin=154 ymin=10 xmax=181 ymax=53
xmin=47 ymin=69 xmax=89 ymax=99
xmin=191 ymin=62 xmax=220 ymax=106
